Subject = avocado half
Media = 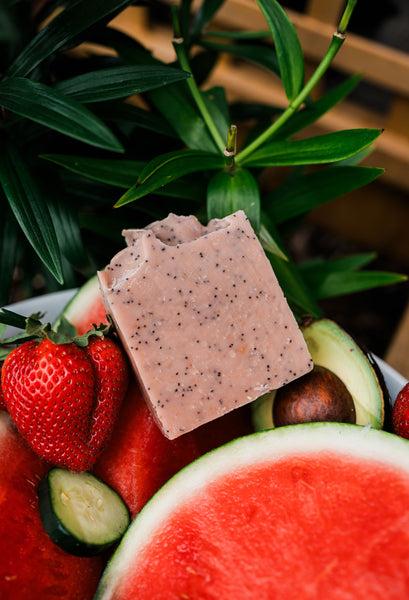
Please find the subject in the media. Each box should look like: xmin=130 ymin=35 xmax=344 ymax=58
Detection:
xmin=252 ymin=317 xmax=386 ymax=431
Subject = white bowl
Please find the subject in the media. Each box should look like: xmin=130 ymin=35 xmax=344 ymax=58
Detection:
xmin=3 ymin=290 xmax=408 ymax=407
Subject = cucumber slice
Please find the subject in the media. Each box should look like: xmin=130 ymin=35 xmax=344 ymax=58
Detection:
xmin=38 ymin=468 xmax=130 ymax=557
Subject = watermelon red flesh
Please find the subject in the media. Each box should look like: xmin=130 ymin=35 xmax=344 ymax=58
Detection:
xmin=0 ymin=412 xmax=103 ymax=600
xmin=92 ymin=379 xmax=252 ymax=518
xmin=130 ymin=455 xmax=409 ymax=599
xmin=97 ymin=424 xmax=409 ymax=600
xmin=92 ymin=380 xmax=202 ymax=518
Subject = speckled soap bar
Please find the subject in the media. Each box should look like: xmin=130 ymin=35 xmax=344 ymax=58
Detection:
xmin=98 ymin=211 xmax=313 ymax=439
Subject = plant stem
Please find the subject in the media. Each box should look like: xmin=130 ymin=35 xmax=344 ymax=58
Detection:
xmin=235 ymin=0 xmax=356 ymax=164
xmin=171 ymin=6 xmax=226 ymax=154
xmin=339 ymin=0 xmax=357 ymax=34
xmin=224 ymin=124 xmax=237 ymax=168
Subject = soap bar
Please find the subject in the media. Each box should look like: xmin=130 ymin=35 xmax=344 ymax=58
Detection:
xmin=98 ymin=211 xmax=312 ymax=439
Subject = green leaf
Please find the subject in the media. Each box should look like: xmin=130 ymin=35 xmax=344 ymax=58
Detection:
xmin=6 ymin=0 xmax=135 ymax=78
xmin=267 ymin=166 xmax=384 ymax=224
xmin=116 ymin=150 xmax=224 ymax=207
xmin=94 ymin=102 xmax=178 ymax=138
xmin=0 ymin=308 xmax=28 ymax=330
xmin=42 ymin=154 xmax=205 ymax=201
xmin=207 ymin=168 xmax=260 ymax=232
xmin=149 ymin=82 xmax=219 ymax=153
xmin=200 ymin=40 xmax=280 ymax=77
xmin=47 ymin=194 xmax=90 ymax=273
xmin=309 ymin=270 xmax=407 ymax=300
xmin=299 ymin=252 xmax=377 ymax=292
xmin=0 ymin=144 xmax=63 ymax=284
xmin=0 ymin=78 xmax=124 ymax=152
xmin=274 ymin=74 xmax=362 ymax=141
xmin=190 ymin=0 xmax=226 ymax=39
xmin=301 ymin=252 xmax=377 ymax=276
xmin=202 ymin=87 xmax=230 ymax=143
xmin=241 ymin=129 xmax=382 ymax=167
xmin=205 ymin=29 xmax=271 ymax=40
xmin=42 ymin=155 xmax=145 ymax=188
xmin=255 ymin=0 xmax=304 ymax=101
xmin=0 ymin=206 xmax=20 ymax=306
xmin=267 ymin=252 xmax=323 ymax=319
xmin=54 ymin=65 xmax=191 ymax=103
xmin=258 ymin=222 xmax=288 ymax=261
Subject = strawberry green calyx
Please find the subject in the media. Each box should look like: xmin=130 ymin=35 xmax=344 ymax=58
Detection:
xmin=0 ymin=308 xmax=114 ymax=358
xmin=26 ymin=314 xmax=113 ymax=347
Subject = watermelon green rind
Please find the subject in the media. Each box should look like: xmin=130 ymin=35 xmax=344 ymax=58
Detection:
xmin=54 ymin=274 xmax=108 ymax=335
xmin=54 ymin=275 xmax=98 ymax=327
xmin=95 ymin=422 xmax=409 ymax=599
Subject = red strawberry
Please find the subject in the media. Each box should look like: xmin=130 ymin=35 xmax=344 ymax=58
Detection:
xmin=0 ymin=363 xmax=6 ymax=411
xmin=392 ymin=382 xmax=409 ymax=439
xmin=83 ymin=335 xmax=129 ymax=450
xmin=1 ymin=334 xmax=129 ymax=472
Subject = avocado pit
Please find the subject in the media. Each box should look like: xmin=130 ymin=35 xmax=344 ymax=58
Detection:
xmin=273 ymin=365 xmax=356 ymax=427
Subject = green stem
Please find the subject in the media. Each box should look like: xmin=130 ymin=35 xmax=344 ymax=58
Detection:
xmin=224 ymin=124 xmax=237 ymax=168
xmin=171 ymin=6 xmax=226 ymax=154
xmin=235 ymin=0 xmax=358 ymax=164
xmin=339 ymin=0 xmax=357 ymax=34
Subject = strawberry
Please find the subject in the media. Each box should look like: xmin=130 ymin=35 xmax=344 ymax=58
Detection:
xmin=392 ymin=382 xmax=409 ymax=440
xmin=0 ymin=314 xmax=129 ymax=472
xmin=0 ymin=363 xmax=6 ymax=411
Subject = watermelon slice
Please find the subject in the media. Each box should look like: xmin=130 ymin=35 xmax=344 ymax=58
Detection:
xmin=0 ymin=411 xmax=103 ymax=600
xmin=95 ymin=423 xmax=409 ymax=600
xmin=57 ymin=275 xmax=108 ymax=335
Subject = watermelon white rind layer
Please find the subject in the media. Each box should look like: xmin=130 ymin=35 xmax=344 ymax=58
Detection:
xmin=95 ymin=423 xmax=409 ymax=600
xmin=54 ymin=275 xmax=99 ymax=328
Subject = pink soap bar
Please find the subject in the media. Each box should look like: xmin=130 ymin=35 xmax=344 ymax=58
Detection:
xmin=98 ymin=211 xmax=312 ymax=439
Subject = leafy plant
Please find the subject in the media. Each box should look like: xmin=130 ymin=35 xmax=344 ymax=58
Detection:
xmin=0 ymin=0 xmax=405 ymax=317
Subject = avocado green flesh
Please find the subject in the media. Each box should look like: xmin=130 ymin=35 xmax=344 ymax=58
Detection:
xmin=252 ymin=318 xmax=384 ymax=431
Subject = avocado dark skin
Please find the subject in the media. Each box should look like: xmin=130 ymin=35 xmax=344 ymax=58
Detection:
xmin=273 ymin=365 xmax=356 ymax=427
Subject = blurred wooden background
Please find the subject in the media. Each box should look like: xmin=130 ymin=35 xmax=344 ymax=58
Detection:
xmin=107 ymin=0 xmax=409 ymax=378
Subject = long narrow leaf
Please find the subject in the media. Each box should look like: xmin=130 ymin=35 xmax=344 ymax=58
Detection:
xmin=0 ymin=205 xmax=20 ymax=306
xmin=267 ymin=252 xmax=323 ymax=319
xmin=241 ymin=129 xmax=382 ymax=167
xmin=0 ymin=78 xmax=124 ymax=152
xmin=274 ymin=74 xmax=362 ymax=141
xmin=202 ymin=87 xmax=230 ymax=143
xmin=42 ymin=155 xmax=146 ymax=188
xmin=116 ymin=150 xmax=224 ymax=207
xmin=6 ymin=0 xmax=134 ymax=78
xmin=42 ymin=154 xmax=205 ymax=201
xmin=207 ymin=168 xmax=260 ymax=232
xmin=149 ymin=83 xmax=219 ymax=153
xmin=92 ymin=103 xmax=178 ymax=138
xmin=47 ymin=193 xmax=91 ymax=273
xmin=0 ymin=144 xmax=63 ymax=284
xmin=255 ymin=0 xmax=304 ymax=101
xmin=267 ymin=165 xmax=384 ymax=224
xmin=190 ymin=0 xmax=226 ymax=39
xmin=311 ymin=270 xmax=407 ymax=300
xmin=299 ymin=253 xmax=377 ymax=292
xmin=54 ymin=65 xmax=191 ymax=103
xmin=200 ymin=40 xmax=280 ymax=76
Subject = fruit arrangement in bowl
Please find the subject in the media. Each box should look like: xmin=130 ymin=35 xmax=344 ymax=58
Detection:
xmin=1 ymin=209 xmax=409 ymax=600
xmin=2 ymin=0 xmax=409 ymax=597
